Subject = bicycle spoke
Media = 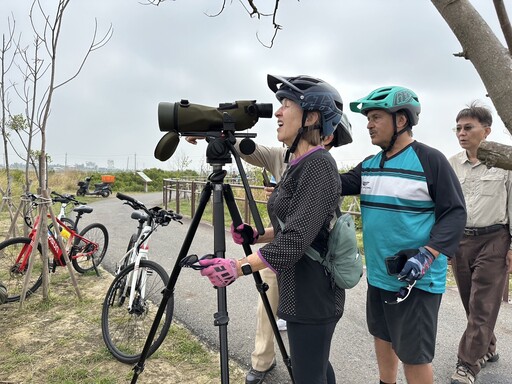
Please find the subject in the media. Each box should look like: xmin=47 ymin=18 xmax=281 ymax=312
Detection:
xmin=0 ymin=237 xmax=44 ymax=302
xmin=101 ymin=260 xmax=173 ymax=364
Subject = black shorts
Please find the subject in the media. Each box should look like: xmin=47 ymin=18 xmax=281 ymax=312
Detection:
xmin=366 ymin=283 xmax=442 ymax=364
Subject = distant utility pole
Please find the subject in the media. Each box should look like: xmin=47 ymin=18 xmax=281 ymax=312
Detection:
xmin=134 ymin=153 xmax=137 ymax=171
xmin=126 ymin=156 xmax=129 ymax=171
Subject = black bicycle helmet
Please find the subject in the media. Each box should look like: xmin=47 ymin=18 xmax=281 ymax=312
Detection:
xmin=331 ymin=113 xmax=353 ymax=147
xmin=267 ymin=74 xmax=343 ymax=136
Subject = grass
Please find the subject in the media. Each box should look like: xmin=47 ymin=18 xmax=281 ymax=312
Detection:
xmin=0 ymin=169 xmax=248 ymax=383
xmin=0 ymin=268 xmax=246 ymax=384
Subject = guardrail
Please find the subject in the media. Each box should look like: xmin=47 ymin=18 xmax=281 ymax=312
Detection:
xmin=162 ymin=178 xmax=361 ymax=224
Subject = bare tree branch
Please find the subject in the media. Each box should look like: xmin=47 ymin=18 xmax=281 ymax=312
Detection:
xmin=1 ymin=14 xmax=21 ymax=196
xmin=256 ymin=0 xmax=281 ymax=48
xmin=7 ymin=0 xmax=112 ymax=190
xmin=55 ymin=19 xmax=113 ymax=90
xmin=493 ymin=0 xmax=512 ymax=55
xmin=205 ymin=0 xmax=226 ymax=17
xmin=147 ymin=0 xmax=285 ymax=47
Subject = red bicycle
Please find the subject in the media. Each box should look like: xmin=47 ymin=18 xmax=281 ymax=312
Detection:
xmin=0 ymin=193 xmax=109 ymax=302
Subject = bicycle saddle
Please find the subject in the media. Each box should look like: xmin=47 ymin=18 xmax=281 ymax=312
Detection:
xmin=74 ymin=206 xmax=93 ymax=214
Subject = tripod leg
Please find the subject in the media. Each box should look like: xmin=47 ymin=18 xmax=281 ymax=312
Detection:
xmin=131 ymin=183 xmax=213 ymax=384
xmin=223 ymin=184 xmax=295 ymax=383
xmin=211 ymin=179 xmax=231 ymax=383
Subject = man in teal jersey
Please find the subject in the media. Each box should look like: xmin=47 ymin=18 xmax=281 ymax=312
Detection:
xmin=341 ymin=86 xmax=466 ymax=384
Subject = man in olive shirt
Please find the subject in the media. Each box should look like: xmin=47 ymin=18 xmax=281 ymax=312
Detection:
xmin=448 ymin=102 xmax=512 ymax=384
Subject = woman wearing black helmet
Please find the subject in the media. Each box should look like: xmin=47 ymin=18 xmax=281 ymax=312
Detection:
xmin=199 ymin=74 xmax=345 ymax=383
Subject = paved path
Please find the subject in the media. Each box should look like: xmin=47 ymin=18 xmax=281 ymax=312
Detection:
xmin=85 ymin=192 xmax=512 ymax=384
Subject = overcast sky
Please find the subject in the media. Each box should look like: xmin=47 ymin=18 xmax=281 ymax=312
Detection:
xmin=1 ymin=0 xmax=510 ymax=172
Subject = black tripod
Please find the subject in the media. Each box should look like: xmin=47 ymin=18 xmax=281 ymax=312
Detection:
xmin=130 ymin=132 xmax=294 ymax=384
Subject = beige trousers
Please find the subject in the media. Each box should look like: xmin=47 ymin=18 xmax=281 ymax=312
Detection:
xmin=250 ymin=267 xmax=280 ymax=371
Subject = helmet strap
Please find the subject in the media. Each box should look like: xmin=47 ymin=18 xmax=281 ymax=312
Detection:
xmin=285 ymin=112 xmax=308 ymax=163
xmin=379 ymin=113 xmax=410 ymax=168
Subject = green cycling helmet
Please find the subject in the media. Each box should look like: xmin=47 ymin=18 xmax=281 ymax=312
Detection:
xmin=349 ymin=86 xmax=421 ymax=127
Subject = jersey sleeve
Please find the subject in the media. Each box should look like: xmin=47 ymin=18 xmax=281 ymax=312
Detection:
xmin=415 ymin=142 xmax=467 ymax=257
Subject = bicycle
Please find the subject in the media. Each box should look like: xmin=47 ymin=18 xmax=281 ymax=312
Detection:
xmin=101 ymin=192 xmax=182 ymax=364
xmin=0 ymin=193 xmax=109 ymax=302
xmin=50 ymin=191 xmax=86 ymax=231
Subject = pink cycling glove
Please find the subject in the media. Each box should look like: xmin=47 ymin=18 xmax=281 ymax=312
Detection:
xmin=199 ymin=258 xmax=238 ymax=287
xmin=230 ymin=223 xmax=259 ymax=245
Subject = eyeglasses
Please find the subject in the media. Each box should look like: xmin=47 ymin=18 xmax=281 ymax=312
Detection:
xmin=384 ymin=280 xmax=416 ymax=305
xmin=452 ymin=125 xmax=487 ymax=133
xmin=179 ymin=253 xmax=214 ymax=270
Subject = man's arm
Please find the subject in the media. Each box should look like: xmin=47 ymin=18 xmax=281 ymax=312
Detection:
xmin=339 ymin=162 xmax=363 ymax=196
xmin=420 ymin=146 xmax=467 ymax=257
xmin=233 ymin=140 xmax=287 ymax=182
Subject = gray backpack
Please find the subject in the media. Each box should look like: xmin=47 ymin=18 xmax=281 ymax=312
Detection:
xmin=279 ymin=209 xmax=363 ymax=289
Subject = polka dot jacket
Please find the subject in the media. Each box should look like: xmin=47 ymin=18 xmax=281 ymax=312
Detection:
xmin=260 ymin=147 xmax=345 ymax=324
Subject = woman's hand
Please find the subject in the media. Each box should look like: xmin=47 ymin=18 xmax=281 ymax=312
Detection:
xmin=199 ymin=258 xmax=238 ymax=287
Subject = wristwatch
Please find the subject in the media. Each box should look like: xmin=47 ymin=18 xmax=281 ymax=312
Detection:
xmin=241 ymin=262 xmax=253 ymax=276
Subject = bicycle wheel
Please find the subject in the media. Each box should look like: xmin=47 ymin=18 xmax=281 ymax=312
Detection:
xmin=71 ymin=223 xmax=109 ymax=273
xmin=0 ymin=237 xmax=44 ymax=302
xmin=60 ymin=217 xmax=76 ymax=231
xmin=120 ymin=233 xmax=138 ymax=272
xmin=126 ymin=233 xmax=138 ymax=254
xmin=101 ymin=259 xmax=173 ymax=364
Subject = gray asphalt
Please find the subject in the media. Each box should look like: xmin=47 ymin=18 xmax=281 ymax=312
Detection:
xmin=82 ymin=192 xmax=512 ymax=384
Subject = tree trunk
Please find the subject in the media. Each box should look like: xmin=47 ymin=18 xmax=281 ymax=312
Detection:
xmin=477 ymin=140 xmax=512 ymax=170
xmin=431 ymin=0 xmax=512 ymax=135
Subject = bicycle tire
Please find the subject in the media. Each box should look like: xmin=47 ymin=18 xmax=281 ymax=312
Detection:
xmin=126 ymin=233 xmax=138 ymax=254
xmin=71 ymin=223 xmax=109 ymax=273
xmin=0 ymin=237 xmax=44 ymax=302
xmin=101 ymin=259 xmax=173 ymax=364
xmin=120 ymin=233 xmax=138 ymax=272
xmin=60 ymin=217 xmax=76 ymax=231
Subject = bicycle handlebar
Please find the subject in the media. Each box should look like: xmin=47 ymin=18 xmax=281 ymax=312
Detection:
xmin=116 ymin=192 xmax=148 ymax=213
xmin=51 ymin=191 xmax=85 ymax=205
xmin=116 ymin=192 xmax=182 ymax=225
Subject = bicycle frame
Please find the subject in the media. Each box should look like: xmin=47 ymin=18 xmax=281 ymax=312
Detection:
xmin=56 ymin=201 xmax=70 ymax=220
xmin=12 ymin=214 xmax=100 ymax=272
xmin=117 ymin=222 xmax=154 ymax=313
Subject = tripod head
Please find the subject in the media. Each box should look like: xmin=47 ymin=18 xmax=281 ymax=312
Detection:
xmin=202 ymin=113 xmax=257 ymax=165
xmin=202 ymin=114 xmax=265 ymax=235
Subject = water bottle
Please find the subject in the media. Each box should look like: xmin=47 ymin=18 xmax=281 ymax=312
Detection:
xmin=60 ymin=227 xmax=71 ymax=240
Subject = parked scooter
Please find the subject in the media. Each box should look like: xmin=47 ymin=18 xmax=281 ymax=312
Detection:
xmin=77 ymin=176 xmax=112 ymax=198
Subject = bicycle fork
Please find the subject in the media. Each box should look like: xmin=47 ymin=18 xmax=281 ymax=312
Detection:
xmin=127 ymin=245 xmax=150 ymax=315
